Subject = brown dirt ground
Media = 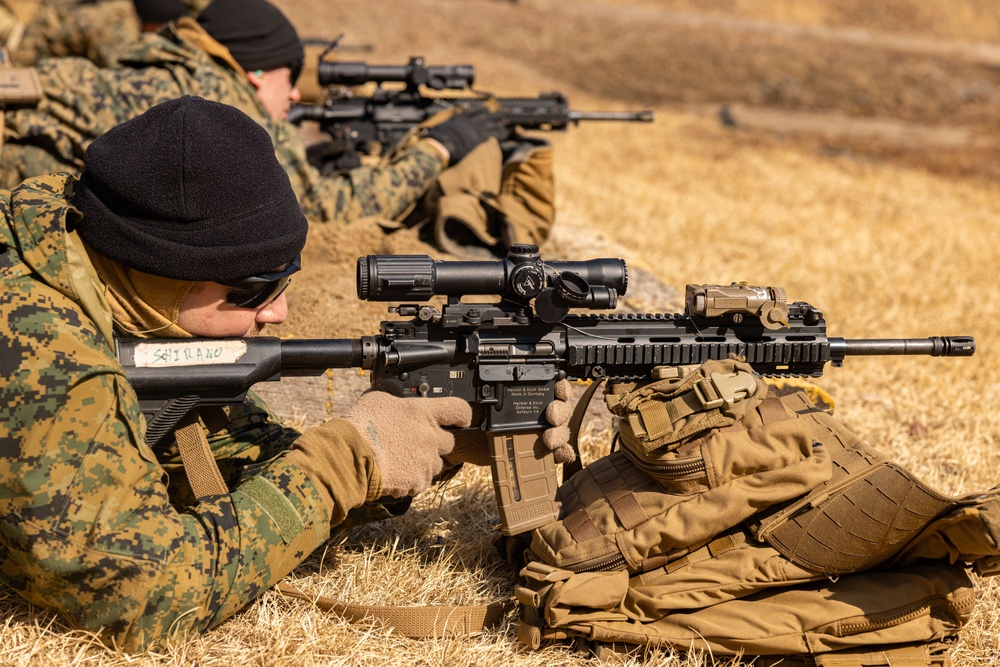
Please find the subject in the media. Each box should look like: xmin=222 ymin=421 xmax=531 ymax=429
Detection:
xmin=279 ymin=0 xmax=1000 ymax=184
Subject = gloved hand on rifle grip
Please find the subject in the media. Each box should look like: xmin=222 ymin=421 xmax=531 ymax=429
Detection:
xmin=447 ymin=379 xmax=576 ymax=466
xmin=342 ymin=389 xmax=473 ymax=497
xmin=544 ymin=378 xmax=575 ymax=463
xmin=425 ymin=107 xmax=504 ymax=166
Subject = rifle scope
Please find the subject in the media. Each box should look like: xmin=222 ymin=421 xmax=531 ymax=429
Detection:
xmin=318 ymin=56 xmax=475 ymax=91
xmin=357 ymin=245 xmax=628 ymax=311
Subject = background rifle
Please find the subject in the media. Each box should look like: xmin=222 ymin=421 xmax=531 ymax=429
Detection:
xmin=287 ymin=56 xmax=655 ymax=171
xmin=117 ymin=246 xmax=975 ymax=535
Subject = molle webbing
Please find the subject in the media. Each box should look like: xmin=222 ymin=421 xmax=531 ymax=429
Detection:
xmin=757 ymin=394 xmax=793 ymax=424
xmin=587 ymin=456 xmax=648 ymax=531
xmin=630 ymin=528 xmax=749 ymax=583
xmin=555 ymin=474 xmax=600 ymax=544
xmin=560 ymin=455 xmax=647 ymax=544
xmin=751 ymin=442 xmax=957 ymax=575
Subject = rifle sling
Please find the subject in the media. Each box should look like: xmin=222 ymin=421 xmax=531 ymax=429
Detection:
xmin=275 ymin=582 xmax=514 ymax=638
xmin=174 ymin=410 xmax=230 ymax=499
xmin=563 ymin=378 xmax=606 ymax=480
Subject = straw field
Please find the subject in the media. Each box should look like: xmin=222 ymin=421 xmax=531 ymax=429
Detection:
xmin=4 ymin=0 xmax=1000 ymax=664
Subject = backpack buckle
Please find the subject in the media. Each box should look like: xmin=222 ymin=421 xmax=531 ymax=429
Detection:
xmin=975 ymin=555 xmax=1000 ymax=577
xmin=694 ymin=371 xmax=758 ymax=409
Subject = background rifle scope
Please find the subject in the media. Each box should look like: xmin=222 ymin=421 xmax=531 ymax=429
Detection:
xmin=317 ymin=56 xmax=475 ymax=90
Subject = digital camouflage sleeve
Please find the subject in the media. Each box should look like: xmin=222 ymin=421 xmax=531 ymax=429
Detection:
xmin=0 ymin=0 xmax=140 ymax=67
xmin=0 ymin=18 xmax=446 ymax=223
xmin=0 ymin=173 xmax=378 ymax=650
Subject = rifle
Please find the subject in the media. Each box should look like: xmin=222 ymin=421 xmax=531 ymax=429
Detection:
xmin=301 ymin=36 xmax=373 ymax=55
xmin=287 ymin=56 xmax=655 ymax=171
xmin=117 ymin=246 xmax=976 ymax=535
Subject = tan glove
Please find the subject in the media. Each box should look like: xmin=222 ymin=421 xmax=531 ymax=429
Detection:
xmin=447 ymin=379 xmax=576 ymax=466
xmin=342 ymin=389 xmax=473 ymax=497
xmin=284 ymin=418 xmax=384 ymax=529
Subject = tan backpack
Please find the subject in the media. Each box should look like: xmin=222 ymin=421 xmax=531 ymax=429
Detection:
xmin=511 ymin=360 xmax=1000 ymax=664
xmin=525 ymin=359 xmax=835 ymax=574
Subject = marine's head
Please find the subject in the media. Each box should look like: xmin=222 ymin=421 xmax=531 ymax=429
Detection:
xmin=197 ymin=0 xmax=304 ymax=122
xmin=72 ymin=95 xmax=308 ymax=338
xmin=132 ymin=0 xmax=189 ymax=32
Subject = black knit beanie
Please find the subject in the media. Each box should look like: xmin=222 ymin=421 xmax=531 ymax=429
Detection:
xmin=72 ymin=96 xmax=308 ymax=283
xmin=197 ymin=0 xmax=303 ymax=73
xmin=132 ymin=0 xmax=187 ymax=25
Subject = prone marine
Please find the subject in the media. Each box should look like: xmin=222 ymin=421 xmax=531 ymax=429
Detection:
xmin=0 ymin=94 xmax=571 ymax=650
xmin=0 ymin=0 xmax=509 ymax=233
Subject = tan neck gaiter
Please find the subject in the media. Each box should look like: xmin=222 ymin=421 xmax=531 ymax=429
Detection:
xmin=84 ymin=243 xmax=199 ymax=339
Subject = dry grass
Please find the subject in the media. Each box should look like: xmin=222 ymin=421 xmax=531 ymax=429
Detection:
xmin=4 ymin=0 xmax=1000 ymax=664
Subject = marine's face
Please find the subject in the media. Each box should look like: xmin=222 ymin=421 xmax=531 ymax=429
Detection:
xmin=248 ymin=66 xmax=301 ymax=122
xmin=176 ymin=281 xmax=288 ymax=337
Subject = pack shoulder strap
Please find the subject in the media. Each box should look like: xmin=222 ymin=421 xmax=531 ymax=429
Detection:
xmin=274 ymin=582 xmax=514 ymax=638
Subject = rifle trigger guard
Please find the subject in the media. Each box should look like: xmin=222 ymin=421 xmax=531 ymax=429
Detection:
xmin=694 ymin=371 xmax=758 ymax=410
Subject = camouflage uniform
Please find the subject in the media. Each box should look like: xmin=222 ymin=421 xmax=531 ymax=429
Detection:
xmin=0 ymin=172 xmax=383 ymax=650
xmin=0 ymin=18 xmax=446 ymax=223
xmin=0 ymin=0 xmax=141 ymax=67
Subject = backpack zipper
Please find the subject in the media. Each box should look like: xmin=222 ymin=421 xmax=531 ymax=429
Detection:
xmin=838 ymin=595 xmax=968 ymax=635
xmin=576 ymin=552 xmax=629 ymax=573
xmin=620 ymin=445 xmax=706 ymax=479
xmin=530 ymin=549 xmax=630 ymax=574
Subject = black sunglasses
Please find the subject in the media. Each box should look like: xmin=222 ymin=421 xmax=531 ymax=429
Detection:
xmin=289 ymin=58 xmax=303 ymax=87
xmin=220 ymin=254 xmax=301 ymax=309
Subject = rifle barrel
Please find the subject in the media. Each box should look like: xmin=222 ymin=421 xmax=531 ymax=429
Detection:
xmin=567 ymin=110 xmax=655 ymax=123
xmin=831 ymin=336 xmax=976 ymax=362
